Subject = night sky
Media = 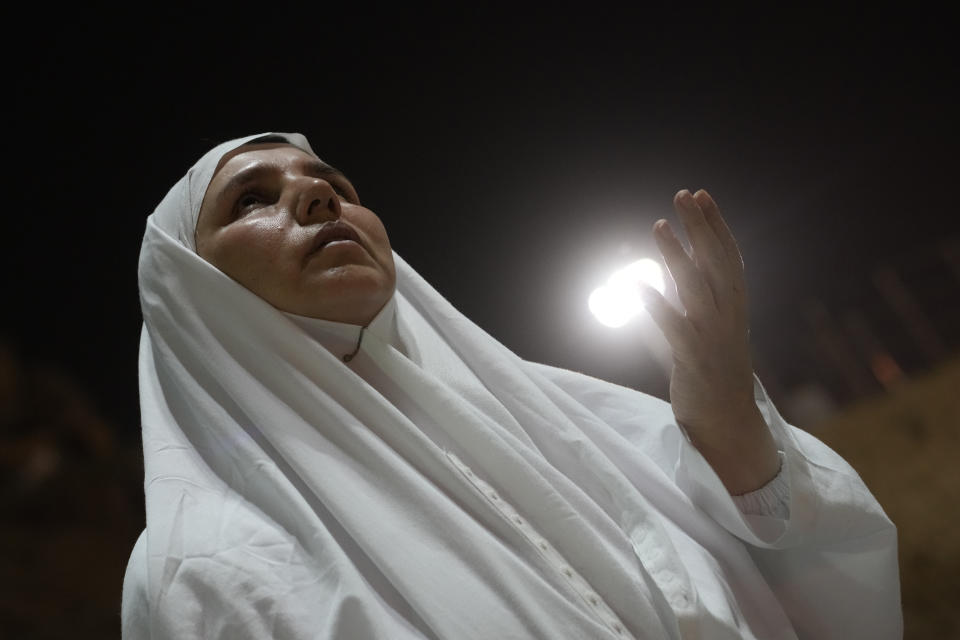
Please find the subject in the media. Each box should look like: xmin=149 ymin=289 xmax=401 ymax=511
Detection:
xmin=5 ymin=8 xmax=957 ymax=439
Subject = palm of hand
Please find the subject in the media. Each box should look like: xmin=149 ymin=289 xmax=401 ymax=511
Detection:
xmin=641 ymin=189 xmax=779 ymax=492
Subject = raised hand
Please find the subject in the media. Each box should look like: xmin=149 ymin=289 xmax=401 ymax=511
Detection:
xmin=640 ymin=189 xmax=780 ymax=495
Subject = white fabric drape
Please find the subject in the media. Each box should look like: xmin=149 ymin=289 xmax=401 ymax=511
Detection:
xmin=121 ymin=132 xmax=902 ymax=639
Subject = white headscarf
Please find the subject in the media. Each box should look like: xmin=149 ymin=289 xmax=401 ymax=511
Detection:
xmin=126 ymin=132 xmax=900 ymax=639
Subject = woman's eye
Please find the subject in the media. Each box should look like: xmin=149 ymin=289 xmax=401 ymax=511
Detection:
xmin=237 ymin=193 xmax=267 ymax=212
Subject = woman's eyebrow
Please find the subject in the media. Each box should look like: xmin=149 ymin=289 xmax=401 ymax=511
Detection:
xmin=221 ymin=159 xmax=351 ymax=201
xmin=302 ymin=159 xmax=350 ymax=183
xmin=220 ymin=164 xmax=277 ymax=202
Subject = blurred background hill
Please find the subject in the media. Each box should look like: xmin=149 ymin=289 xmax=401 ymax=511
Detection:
xmin=816 ymin=356 xmax=960 ymax=637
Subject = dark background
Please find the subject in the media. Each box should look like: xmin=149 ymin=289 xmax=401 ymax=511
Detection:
xmin=6 ymin=6 xmax=958 ymax=436
xmin=2 ymin=6 xmax=957 ymax=637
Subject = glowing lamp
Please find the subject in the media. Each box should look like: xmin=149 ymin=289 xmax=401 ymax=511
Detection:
xmin=588 ymin=258 xmax=665 ymax=328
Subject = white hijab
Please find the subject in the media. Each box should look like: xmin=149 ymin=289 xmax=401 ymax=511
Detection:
xmin=129 ymin=133 xmax=832 ymax=639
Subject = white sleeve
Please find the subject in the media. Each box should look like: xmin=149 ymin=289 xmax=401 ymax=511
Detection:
xmin=522 ymin=361 xmax=903 ymax=639
xmin=674 ymin=375 xmax=903 ymax=639
xmin=122 ymin=530 xmax=151 ymax=640
xmin=731 ymin=451 xmax=790 ymax=519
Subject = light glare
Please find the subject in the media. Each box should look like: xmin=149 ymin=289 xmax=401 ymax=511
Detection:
xmin=588 ymin=259 xmax=666 ymax=328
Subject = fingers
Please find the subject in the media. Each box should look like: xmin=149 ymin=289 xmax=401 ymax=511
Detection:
xmin=670 ymin=189 xmax=747 ymax=323
xmin=673 ymin=190 xmax=726 ymax=275
xmin=692 ymin=189 xmax=743 ymax=273
xmin=646 ymin=188 xmax=750 ymax=341
xmin=653 ymin=219 xmax=718 ymax=322
xmin=673 ymin=191 xmax=733 ymax=301
xmin=691 ymin=189 xmax=749 ymax=323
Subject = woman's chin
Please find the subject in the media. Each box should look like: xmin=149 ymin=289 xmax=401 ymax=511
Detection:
xmin=286 ymin=266 xmax=395 ymax=323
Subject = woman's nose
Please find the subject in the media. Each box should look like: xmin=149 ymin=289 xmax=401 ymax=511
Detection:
xmin=294 ymin=179 xmax=342 ymax=225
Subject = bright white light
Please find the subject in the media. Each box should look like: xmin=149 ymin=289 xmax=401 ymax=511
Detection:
xmin=588 ymin=258 xmax=666 ymax=328
xmin=588 ymin=285 xmax=634 ymax=328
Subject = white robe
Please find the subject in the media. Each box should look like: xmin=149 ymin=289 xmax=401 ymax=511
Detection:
xmin=121 ymin=132 xmax=902 ymax=639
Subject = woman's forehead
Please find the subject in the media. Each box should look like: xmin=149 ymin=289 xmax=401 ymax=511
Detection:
xmin=199 ymin=143 xmax=319 ymax=217
xmin=212 ymin=143 xmax=315 ymax=181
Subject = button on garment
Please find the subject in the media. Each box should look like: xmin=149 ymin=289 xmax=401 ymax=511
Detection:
xmin=445 ymin=450 xmax=640 ymax=640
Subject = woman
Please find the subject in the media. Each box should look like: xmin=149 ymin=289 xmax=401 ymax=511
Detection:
xmin=122 ymin=132 xmax=901 ymax=639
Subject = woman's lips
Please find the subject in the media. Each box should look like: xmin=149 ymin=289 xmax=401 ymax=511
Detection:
xmin=316 ymin=239 xmax=360 ymax=250
xmin=304 ymin=221 xmax=367 ymax=267
xmin=308 ymin=221 xmax=364 ymax=254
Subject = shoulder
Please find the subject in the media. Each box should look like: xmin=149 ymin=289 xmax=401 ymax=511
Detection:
xmin=523 ymin=360 xmax=674 ymax=421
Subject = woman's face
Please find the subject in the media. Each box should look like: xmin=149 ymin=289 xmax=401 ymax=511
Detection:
xmin=196 ymin=143 xmax=396 ymax=325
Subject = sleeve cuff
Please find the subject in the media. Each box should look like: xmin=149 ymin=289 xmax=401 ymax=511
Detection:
xmin=674 ymin=373 xmax=813 ymax=546
xmin=731 ymin=450 xmax=790 ymax=519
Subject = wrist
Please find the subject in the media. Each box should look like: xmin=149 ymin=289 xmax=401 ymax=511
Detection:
xmin=685 ymin=404 xmax=782 ymax=495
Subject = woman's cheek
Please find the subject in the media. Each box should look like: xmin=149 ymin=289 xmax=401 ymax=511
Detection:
xmin=234 ymin=218 xmax=288 ymax=259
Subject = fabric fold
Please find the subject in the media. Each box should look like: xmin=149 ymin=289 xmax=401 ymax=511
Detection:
xmin=123 ymin=131 xmax=902 ymax=640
